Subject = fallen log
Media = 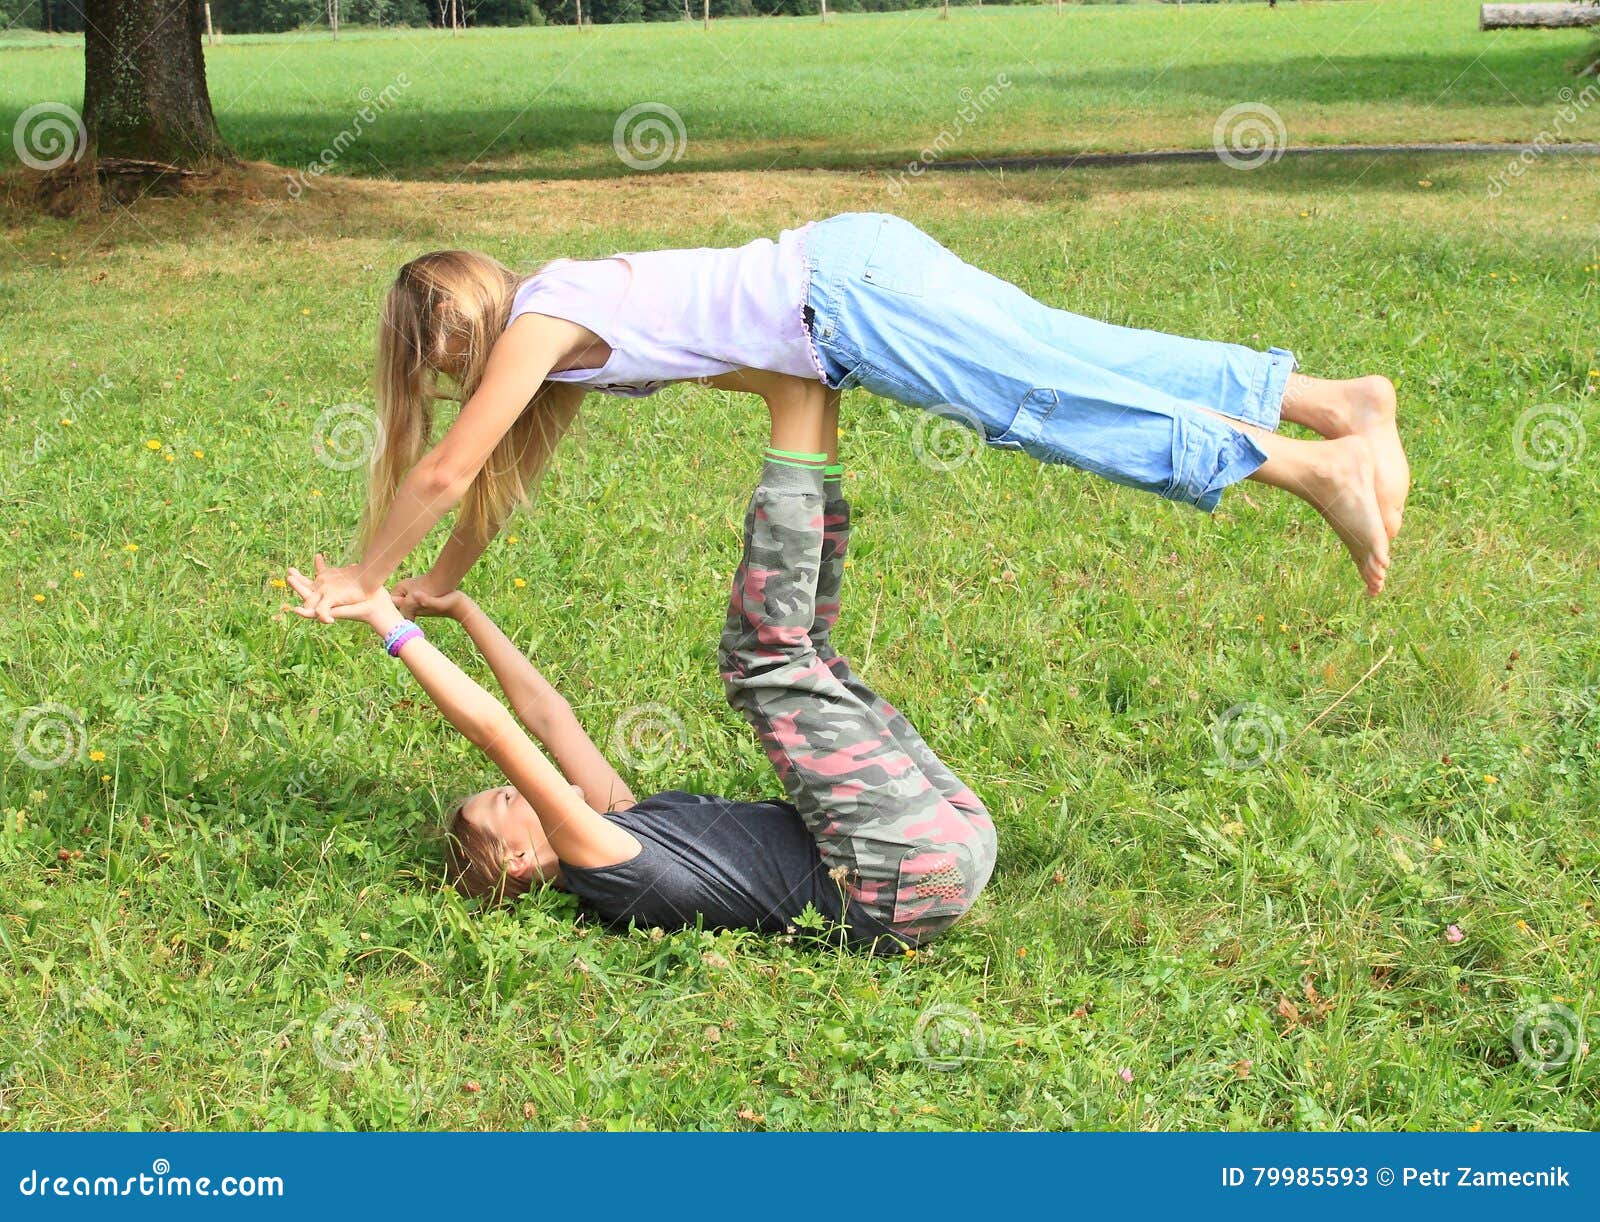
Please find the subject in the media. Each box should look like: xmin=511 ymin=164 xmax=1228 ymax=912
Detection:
xmin=1481 ymin=2 xmax=1600 ymax=29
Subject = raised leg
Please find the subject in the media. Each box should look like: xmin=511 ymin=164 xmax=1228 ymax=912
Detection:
xmin=718 ymin=462 xmax=995 ymax=947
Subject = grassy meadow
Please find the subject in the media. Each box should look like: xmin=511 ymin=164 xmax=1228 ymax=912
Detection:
xmin=2 ymin=2 xmax=1600 ymax=176
xmin=2 ymin=2 xmax=1599 ymax=1132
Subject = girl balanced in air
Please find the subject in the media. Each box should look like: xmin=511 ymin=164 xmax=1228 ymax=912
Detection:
xmin=296 ymin=211 xmax=1407 ymax=621
xmin=286 ymin=393 xmax=995 ymax=950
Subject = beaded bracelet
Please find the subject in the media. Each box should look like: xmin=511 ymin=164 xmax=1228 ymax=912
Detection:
xmin=383 ymin=619 xmax=424 ymax=658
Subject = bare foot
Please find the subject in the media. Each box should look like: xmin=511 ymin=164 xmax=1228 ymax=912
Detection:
xmin=1299 ymin=374 xmax=1409 ymax=539
xmin=1342 ymin=376 xmax=1409 ymax=540
xmin=1299 ymin=435 xmax=1391 ymax=596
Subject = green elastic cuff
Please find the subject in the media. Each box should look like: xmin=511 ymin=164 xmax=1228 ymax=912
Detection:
xmin=824 ymin=463 xmax=845 ymax=478
xmin=764 ymin=446 xmax=828 ymax=466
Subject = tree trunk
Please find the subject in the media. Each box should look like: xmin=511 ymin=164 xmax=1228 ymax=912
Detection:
xmin=83 ymin=0 xmax=231 ymax=168
xmin=1480 ymin=3 xmax=1599 ymax=29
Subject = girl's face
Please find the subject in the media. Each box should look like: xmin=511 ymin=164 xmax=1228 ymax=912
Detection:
xmin=461 ymin=785 xmax=559 ymax=884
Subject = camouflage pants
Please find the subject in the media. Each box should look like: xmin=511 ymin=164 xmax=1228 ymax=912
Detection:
xmin=719 ymin=462 xmax=997 ymax=950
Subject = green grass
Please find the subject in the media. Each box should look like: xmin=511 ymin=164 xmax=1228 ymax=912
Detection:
xmin=3 ymin=2 xmax=1600 ymax=178
xmin=1 ymin=145 xmax=1597 ymax=1128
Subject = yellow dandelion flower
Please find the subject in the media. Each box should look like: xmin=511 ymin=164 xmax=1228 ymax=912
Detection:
xmin=514 ymin=578 xmax=527 ymax=589
xmin=163 ymin=453 xmax=174 ymax=463
xmin=1432 ymin=836 xmax=1445 ymax=850
xmin=125 ymin=543 xmax=139 ymax=553
xmin=193 ymin=449 xmax=204 ymax=459
xmin=1515 ymin=919 xmax=1530 ymax=932
xmin=301 ymin=308 xmax=311 ymax=316
xmin=310 ymin=489 xmax=322 ymax=498
xmin=145 ymin=439 xmax=162 ymax=451
xmin=100 ymin=773 xmax=111 ymax=782
xmin=72 ymin=570 xmax=83 ymax=579
xmin=1483 ymin=773 xmax=1498 ymax=785
xmin=89 ymin=750 xmax=106 ymax=762
xmin=507 ymin=535 xmax=519 ymax=544
xmin=32 ymin=593 xmax=45 ymax=603
xmin=269 ymin=578 xmax=287 ymax=590
xmin=59 ymin=418 xmax=73 ymax=427
xmin=1467 ymin=1121 xmax=1482 ymax=1133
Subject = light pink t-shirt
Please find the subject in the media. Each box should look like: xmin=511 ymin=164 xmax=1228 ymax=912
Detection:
xmin=506 ymin=224 xmax=822 ymax=398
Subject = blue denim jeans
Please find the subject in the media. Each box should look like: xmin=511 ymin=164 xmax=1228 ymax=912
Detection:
xmin=803 ymin=212 xmax=1295 ymax=510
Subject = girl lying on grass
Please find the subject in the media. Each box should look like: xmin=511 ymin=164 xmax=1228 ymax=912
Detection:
xmin=285 ymin=408 xmax=995 ymax=951
xmin=296 ymin=212 xmax=1409 ymax=627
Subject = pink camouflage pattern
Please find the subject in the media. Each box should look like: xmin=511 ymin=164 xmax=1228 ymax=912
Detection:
xmin=719 ymin=464 xmax=996 ymax=950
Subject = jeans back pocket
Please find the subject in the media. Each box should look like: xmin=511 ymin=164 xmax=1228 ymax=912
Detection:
xmin=860 ymin=215 xmax=928 ymax=297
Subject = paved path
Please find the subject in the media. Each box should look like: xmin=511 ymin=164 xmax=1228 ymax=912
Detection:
xmin=922 ymin=142 xmax=1600 ymax=172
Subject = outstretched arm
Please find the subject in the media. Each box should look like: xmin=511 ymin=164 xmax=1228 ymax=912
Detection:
xmin=299 ymin=314 xmax=593 ymax=623
xmin=398 ymin=382 xmax=588 ymax=607
xmin=410 ymin=590 xmax=636 ymax=813
xmin=285 ymin=564 xmax=641 ymax=870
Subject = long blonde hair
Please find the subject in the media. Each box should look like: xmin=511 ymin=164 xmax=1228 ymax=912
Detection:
xmin=362 ymin=250 xmax=565 ymax=549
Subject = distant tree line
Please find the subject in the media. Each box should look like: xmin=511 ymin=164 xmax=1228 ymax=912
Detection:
xmin=3 ymin=0 xmax=1155 ymax=34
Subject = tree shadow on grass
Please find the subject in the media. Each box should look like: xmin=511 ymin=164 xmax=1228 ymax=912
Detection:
xmin=208 ymin=45 xmax=1598 ymax=182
